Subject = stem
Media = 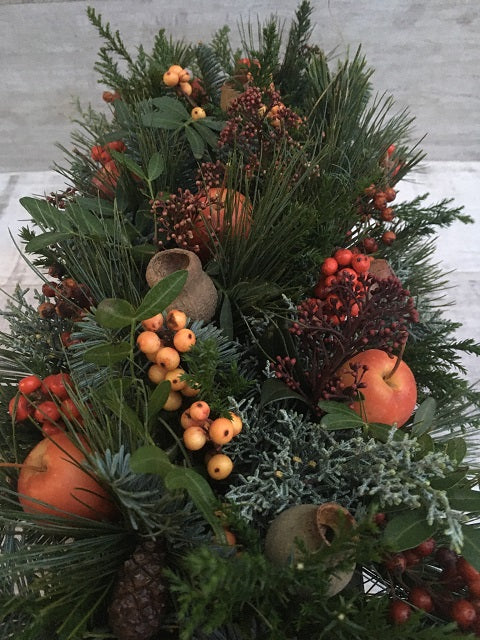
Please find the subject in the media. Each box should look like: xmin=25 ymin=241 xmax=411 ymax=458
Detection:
xmin=384 ymin=342 xmax=406 ymax=381
xmin=0 ymin=462 xmax=47 ymax=472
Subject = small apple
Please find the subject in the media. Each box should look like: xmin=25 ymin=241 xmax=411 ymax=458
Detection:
xmin=337 ymin=349 xmax=417 ymax=427
xmin=17 ymin=432 xmax=117 ymax=521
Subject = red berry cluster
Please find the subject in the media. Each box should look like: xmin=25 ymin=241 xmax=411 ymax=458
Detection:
xmin=151 ymin=188 xmax=202 ymax=254
xmin=381 ymin=532 xmax=480 ymax=634
xmin=38 ymin=277 xmax=95 ymax=322
xmin=90 ymin=140 xmax=126 ymax=199
xmin=8 ymin=373 xmax=81 ymax=436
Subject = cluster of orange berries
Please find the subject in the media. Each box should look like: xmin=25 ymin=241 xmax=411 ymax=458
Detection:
xmin=38 ymin=277 xmax=95 ymax=323
xmin=163 ymin=64 xmax=193 ymax=94
xmin=90 ymin=140 xmax=126 ymax=198
xmin=137 ymin=309 xmax=198 ymax=411
xmin=8 ymin=372 xmax=80 ymax=436
xmin=181 ymin=400 xmax=242 ymax=481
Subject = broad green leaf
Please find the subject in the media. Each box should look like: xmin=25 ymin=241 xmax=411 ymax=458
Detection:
xmin=95 ymin=298 xmax=136 ymax=329
xmin=131 ymin=244 xmax=157 ymax=259
xmin=147 ymin=152 xmax=165 ymax=181
xmin=148 ymin=380 xmax=171 ymax=421
xmin=25 ymin=231 xmax=70 ymax=253
xmin=446 ymin=487 xmax=480 ymax=512
xmin=135 ymin=270 xmax=188 ymax=321
xmin=461 ymin=525 xmax=480 ymax=570
xmin=412 ymin=397 xmax=437 ymax=437
xmin=318 ymin=401 xmax=365 ymax=431
xmin=142 ymin=113 xmax=183 ymax=130
xmin=367 ymin=422 xmax=407 ymax=442
xmin=446 ymin=437 xmax=467 ymax=465
xmin=383 ymin=510 xmax=436 ymax=551
xmin=202 ymin=117 xmax=225 ymax=131
xmin=164 ymin=467 xmax=225 ymax=542
xmin=185 ymin=126 xmax=205 ymax=159
xmin=109 ymin=149 xmax=147 ymax=181
xmin=260 ymin=378 xmax=308 ymax=407
xmin=73 ymin=196 xmax=115 ymax=216
xmin=150 ymin=96 xmax=190 ymax=120
xmin=416 ymin=433 xmax=434 ymax=455
xmin=219 ymin=294 xmax=233 ymax=341
xmin=130 ymin=445 xmax=173 ymax=477
xmin=20 ymin=197 xmax=71 ymax=232
xmin=64 ymin=202 xmax=107 ymax=236
xmin=82 ymin=342 xmax=131 ymax=366
xmin=193 ymin=121 xmax=219 ymax=148
xmin=430 ymin=469 xmax=467 ymax=490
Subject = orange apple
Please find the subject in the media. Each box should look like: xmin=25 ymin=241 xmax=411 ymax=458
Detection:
xmin=17 ymin=432 xmax=117 ymax=521
xmin=337 ymin=349 xmax=417 ymax=427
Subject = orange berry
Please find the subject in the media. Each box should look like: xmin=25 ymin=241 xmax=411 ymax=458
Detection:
xmin=141 ymin=313 xmax=164 ymax=331
xmin=228 ymin=412 xmax=243 ymax=435
xmin=137 ymin=331 xmax=162 ymax=354
xmin=208 ymin=417 xmax=235 ymax=445
xmin=179 ymin=81 xmax=192 ymax=96
xmin=165 ymin=367 xmax=186 ymax=391
xmin=173 ymin=328 xmax=196 ymax=352
xmin=321 ymin=257 xmax=338 ymax=276
xmin=224 ymin=528 xmax=237 ymax=546
xmin=179 ymin=70 xmax=191 ymax=83
xmin=168 ymin=64 xmax=184 ymax=75
xmin=180 ymin=409 xmax=201 ymax=430
xmin=183 ymin=425 xmax=208 ymax=451
xmin=191 ymin=107 xmax=206 ymax=120
xmin=148 ymin=364 xmax=167 ymax=384
xmin=155 ymin=347 xmax=181 ymax=371
xmin=146 ymin=349 xmax=161 ymax=363
xmin=163 ymin=390 xmax=183 ymax=411
xmin=163 ymin=70 xmax=180 ymax=86
xmin=60 ymin=398 xmax=82 ymax=421
xmin=207 ymin=453 xmax=233 ymax=480
xmin=189 ymin=401 xmax=210 ymax=422
xmin=181 ymin=382 xmax=201 ymax=397
xmin=166 ymin=309 xmax=187 ymax=331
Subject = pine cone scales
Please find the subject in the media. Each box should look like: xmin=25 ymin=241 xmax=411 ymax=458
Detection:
xmin=108 ymin=540 xmax=167 ymax=640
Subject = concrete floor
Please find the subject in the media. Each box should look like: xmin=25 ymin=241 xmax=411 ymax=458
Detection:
xmin=0 ymin=162 xmax=479 ymax=385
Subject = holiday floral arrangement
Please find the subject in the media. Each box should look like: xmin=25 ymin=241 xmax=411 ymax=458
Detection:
xmin=2 ymin=3 xmax=480 ymax=638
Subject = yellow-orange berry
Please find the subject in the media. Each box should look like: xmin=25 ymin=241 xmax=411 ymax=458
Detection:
xmin=146 ymin=349 xmax=161 ymax=362
xmin=166 ymin=309 xmax=187 ymax=331
xmin=148 ymin=364 xmax=167 ymax=384
xmin=189 ymin=400 xmax=210 ymax=422
xmin=163 ymin=390 xmax=183 ymax=411
xmin=155 ymin=346 xmax=181 ymax=371
xmin=183 ymin=425 xmax=208 ymax=451
xmin=173 ymin=328 xmax=196 ymax=352
xmin=141 ymin=313 xmax=164 ymax=331
xmin=179 ymin=70 xmax=191 ymax=83
xmin=165 ymin=367 xmax=186 ymax=391
xmin=163 ymin=70 xmax=180 ymax=86
xmin=228 ymin=412 xmax=243 ymax=436
xmin=191 ymin=107 xmax=206 ymax=121
xmin=208 ymin=417 xmax=234 ymax=445
xmin=207 ymin=453 xmax=233 ymax=480
xmin=137 ymin=331 xmax=162 ymax=354
xmin=224 ymin=528 xmax=237 ymax=546
xmin=180 ymin=409 xmax=201 ymax=430
xmin=181 ymin=382 xmax=201 ymax=397
xmin=179 ymin=81 xmax=192 ymax=96
xmin=168 ymin=64 xmax=184 ymax=75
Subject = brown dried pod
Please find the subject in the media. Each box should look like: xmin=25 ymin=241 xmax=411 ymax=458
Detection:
xmin=264 ymin=502 xmax=357 ymax=597
xmin=146 ymin=248 xmax=218 ymax=322
xmin=220 ymin=83 xmax=242 ymax=112
xmin=368 ymin=258 xmax=396 ymax=280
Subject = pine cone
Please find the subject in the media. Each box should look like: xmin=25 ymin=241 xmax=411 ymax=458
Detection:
xmin=108 ymin=540 xmax=167 ymax=640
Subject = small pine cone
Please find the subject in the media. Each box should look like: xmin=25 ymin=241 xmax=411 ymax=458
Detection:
xmin=108 ymin=540 xmax=167 ymax=640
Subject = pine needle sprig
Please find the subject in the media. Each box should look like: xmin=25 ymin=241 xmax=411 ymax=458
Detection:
xmin=210 ymin=26 xmax=238 ymax=76
xmin=194 ymin=44 xmax=228 ymax=107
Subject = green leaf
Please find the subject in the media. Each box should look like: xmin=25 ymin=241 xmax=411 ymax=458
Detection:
xmin=95 ymin=298 xmax=136 ymax=329
xmin=412 ymin=397 xmax=437 ymax=437
xmin=446 ymin=487 xmax=480 ymax=512
xmin=260 ymin=378 xmax=308 ymax=407
xmin=130 ymin=445 xmax=173 ymax=477
xmin=367 ymin=423 xmax=407 ymax=443
xmin=64 ymin=202 xmax=107 ymax=236
xmin=446 ymin=437 xmax=467 ymax=465
xmin=25 ymin=231 xmax=70 ymax=253
xmin=142 ymin=113 xmax=184 ymax=130
xmin=383 ymin=510 xmax=436 ymax=551
xmin=219 ymin=294 xmax=233 ymax=340
xmin=131 ymin=244 xmax=157 ymax=259
xmin=135 ymin=270 xmax=188 ymax=321
xmin=185 ymin=125 xmax=205 ymax=159
xmin=461 ymin=525 xmax=480 ymax=570
xmin=20 ymin=196 xmax=72 ymax=232
xmin=99 ymin=380 xmax=144 ymax=433
xmin=193 ymin=121 xmax=220 ymax=148
xmin=147 ymin=152 xmax=165 ymax=181
xmin=82 ymin=342 xmax=131 ymax=366
xmin=164 ymin=467 xmax=225 ymax=542
xmin=430 ymin=469 xmax=467 ymax=490
xmin=74 ymin=196 xmax=115 ymax=216
xmin=148 ymin=380 xmax=172 ymax=421
xmin=202 ymin=117 xmax=225 ymax=131
xmin=318 ymin=401 xmax=365 ymax=430
xmin=109 ymin=149 xmax=147 ymax=181
xmin=151 ymin=96 xmax=190 ymax=120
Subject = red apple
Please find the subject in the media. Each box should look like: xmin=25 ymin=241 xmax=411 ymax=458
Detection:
xmin=17 ymin=432 xmax=117 ymax=521
xmin=337 ymin=349 xmax=417 ymax=427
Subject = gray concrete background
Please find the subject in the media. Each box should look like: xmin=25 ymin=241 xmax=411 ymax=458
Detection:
xmin=1 ymin=0 xmax=480 ymax=171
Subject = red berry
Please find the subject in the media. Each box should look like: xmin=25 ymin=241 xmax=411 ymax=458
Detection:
xmin=374 ymin=512 xmax=386 ymax=526
xmin=333 ymin=248 xmax=353 ymax=267
xmin=373 ymin=193 xmax=387 ymax=209
xmin=458 ymin=557 xmax=480 ymax=584
xmin=18 ymin=375 xmax=42 ymax=395
xmin=60 ymin=398 xmax=82 ymax=421
xmin=337 ymin=267 xmax=358 ymax=282
xmin=387 ymin=144 xmax=396 ymax=157
xmin=451 ymin=599 xmax=477 ymax=629
xmin=385 ymin=187 xmax=397 ymax=202
xmin=389 ymin=600 xmax=411 ymax=625
xmin=415 ymin=537 xmax=436 ymax=558
xmin=42 ymin=373 xmax=72 ymax=400
xmin=362 ymin=237 xmax=378 ymax=254
xmin=469 ymin=580 xmax=480 ymax=598
xmin=34 ymin=400 xmax=61 ymax=424
xmin=409 ymin=586 xmax=433 ymax=612
xmin=8 ymin=395 xmax=31 ymax=422
xmin=383 ymin=553 xmax=407 ymax=574
xmin=41 ymin=282 xmax=57 ymax=297
xmin=403 ymin=549 xmax=421 ymax=567
xmin=381 ymin=231 xmax=396 ymax=246
xmin=381 ymin=207 xmax=395 ymax=222
xmin=321 ymin=257 xmax=338 ymax=276
xmin=351 ymin=254 xmax=370 ymax=274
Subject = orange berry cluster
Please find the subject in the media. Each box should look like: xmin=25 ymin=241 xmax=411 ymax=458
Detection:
xmin=90 ymin=140 xmax=126 ymax=199
xmin=163 ymin=64 xmax=193 ymax=95
xmin=137 ymin=309 xmax=198 ymax=411
xmin=181 ymin=400 xmax=242 ymax=481
xmin=8 ymin=372 xmax=81 ymax=436
xmin=38 ymin=277 xmax=95 ymax=322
